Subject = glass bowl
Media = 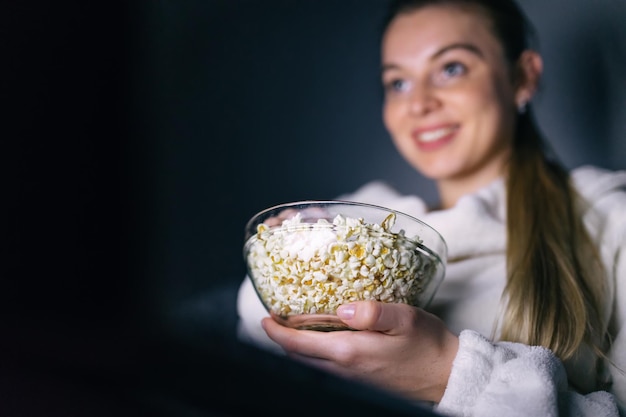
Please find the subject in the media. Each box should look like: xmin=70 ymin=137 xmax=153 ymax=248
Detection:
xmin=243 ymin=200 xmax=447 ymax=331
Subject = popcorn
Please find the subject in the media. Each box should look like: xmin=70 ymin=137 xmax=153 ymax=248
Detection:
xmin=245 ymin=212 xmax=437 ymax=317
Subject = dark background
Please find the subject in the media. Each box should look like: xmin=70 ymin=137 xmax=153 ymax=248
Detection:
xmin=2 ymin=1 xmax=625 ymax=415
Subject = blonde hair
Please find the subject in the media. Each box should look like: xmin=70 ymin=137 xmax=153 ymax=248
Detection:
xmin=499 ymin=111 xmax=608 ymax=370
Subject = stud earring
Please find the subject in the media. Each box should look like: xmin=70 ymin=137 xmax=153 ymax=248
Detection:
xmin=517 ymin=99 xmax=528 ymax=114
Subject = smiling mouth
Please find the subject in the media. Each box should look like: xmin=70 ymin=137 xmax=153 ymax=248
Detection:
xmin=417 ymin=127 xmax=457 ymax=142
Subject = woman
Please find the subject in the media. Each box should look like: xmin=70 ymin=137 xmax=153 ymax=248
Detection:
xmin=236 ymin=0 xmax=626 ymax=415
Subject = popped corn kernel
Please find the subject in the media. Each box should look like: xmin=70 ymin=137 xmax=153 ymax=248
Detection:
xmin=245 ymin=212 xmax=437 ymax=317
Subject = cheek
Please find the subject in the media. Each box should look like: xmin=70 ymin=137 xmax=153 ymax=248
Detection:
xmin=382 ymin=101 xmax=401 ymax=134
xmin=382 ymin=104 xmax=409 ymax=153
xmin=479 ymin=88 xmax=516 ymax=136
xmin=457 ymin=84 xmax=511 ymax=129
xmin=456 ymin=83 xmax=500 ymax=108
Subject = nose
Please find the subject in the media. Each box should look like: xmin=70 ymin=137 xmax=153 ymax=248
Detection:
xmin=408 ymin=84 xmax=439 ymax=115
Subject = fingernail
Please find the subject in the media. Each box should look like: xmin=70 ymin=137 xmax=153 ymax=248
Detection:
xmin=337 ymin=304 xmax=355 ymax=319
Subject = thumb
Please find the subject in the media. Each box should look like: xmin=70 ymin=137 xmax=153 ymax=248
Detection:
xmin=336 ymin=301 xmax=416 ymax=334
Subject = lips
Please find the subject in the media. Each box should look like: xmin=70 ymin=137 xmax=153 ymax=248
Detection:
xmin=412 ymin=125 xmax=458 ymax=150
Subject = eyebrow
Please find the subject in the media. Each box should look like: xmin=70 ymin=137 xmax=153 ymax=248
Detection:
xmin=434 ymin=42 xmax=484 ymax=59
xmin=381 ymin=42 xmax=485 ymax=73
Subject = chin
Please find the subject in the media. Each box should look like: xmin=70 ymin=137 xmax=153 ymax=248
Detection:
xmin=413 ymin=164 xmax=457 ymax=181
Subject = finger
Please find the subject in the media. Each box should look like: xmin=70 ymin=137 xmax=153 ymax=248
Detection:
xmin=263 ymin=209 xmax=299 ymax=227
xmin=277 ymin=208 xmax=298 ymax=221
xmin=261 ymin=317 xmax=338 ymax=358
xmin=336 ymin=301 xmax=419 ymax=335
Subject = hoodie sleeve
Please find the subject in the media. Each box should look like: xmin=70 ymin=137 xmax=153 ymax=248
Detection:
xmin=435 ymin=330 xmax=620 ymax=417
xmin=574 ymin=166 xmax=626 ymax=414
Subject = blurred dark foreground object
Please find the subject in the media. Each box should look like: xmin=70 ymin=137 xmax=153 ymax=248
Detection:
xmin=1 ymin=318 xmax=441 ymax=417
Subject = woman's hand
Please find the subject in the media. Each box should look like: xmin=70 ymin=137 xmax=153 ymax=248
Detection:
xmin=261 ymin=301 xmax=459 ymax=403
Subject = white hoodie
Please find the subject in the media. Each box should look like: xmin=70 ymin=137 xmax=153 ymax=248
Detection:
xmin=236 ymin=165 xmax=626 ymax=416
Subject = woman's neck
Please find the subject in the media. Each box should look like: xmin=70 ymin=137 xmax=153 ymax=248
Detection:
xmin=436 ymin=170 xmax=506 ymax=210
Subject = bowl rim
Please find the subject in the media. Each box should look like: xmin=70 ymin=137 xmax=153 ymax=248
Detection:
xmin=244 ymin=199 xmax=448 ymax=262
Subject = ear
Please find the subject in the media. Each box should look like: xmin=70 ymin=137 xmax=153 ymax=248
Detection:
xmin=514 ymin=50 xmax=543 ymax=109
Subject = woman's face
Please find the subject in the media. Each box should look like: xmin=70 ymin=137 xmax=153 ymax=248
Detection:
xmin=381 ymin=5 xmax=519 ymax=185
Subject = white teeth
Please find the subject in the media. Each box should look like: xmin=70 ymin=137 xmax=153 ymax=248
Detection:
xmin=419 ymin=127 xmax=454 ymax=142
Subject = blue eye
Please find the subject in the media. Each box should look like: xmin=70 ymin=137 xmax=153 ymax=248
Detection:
xmin=442 ymin=62 xmax=466 ymax=78
xmin=385 ymin=78 xmax=411 ymax=93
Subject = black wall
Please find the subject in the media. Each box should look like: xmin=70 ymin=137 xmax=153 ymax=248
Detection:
xmin=4 ymin=2 xmax=137 ymax=329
